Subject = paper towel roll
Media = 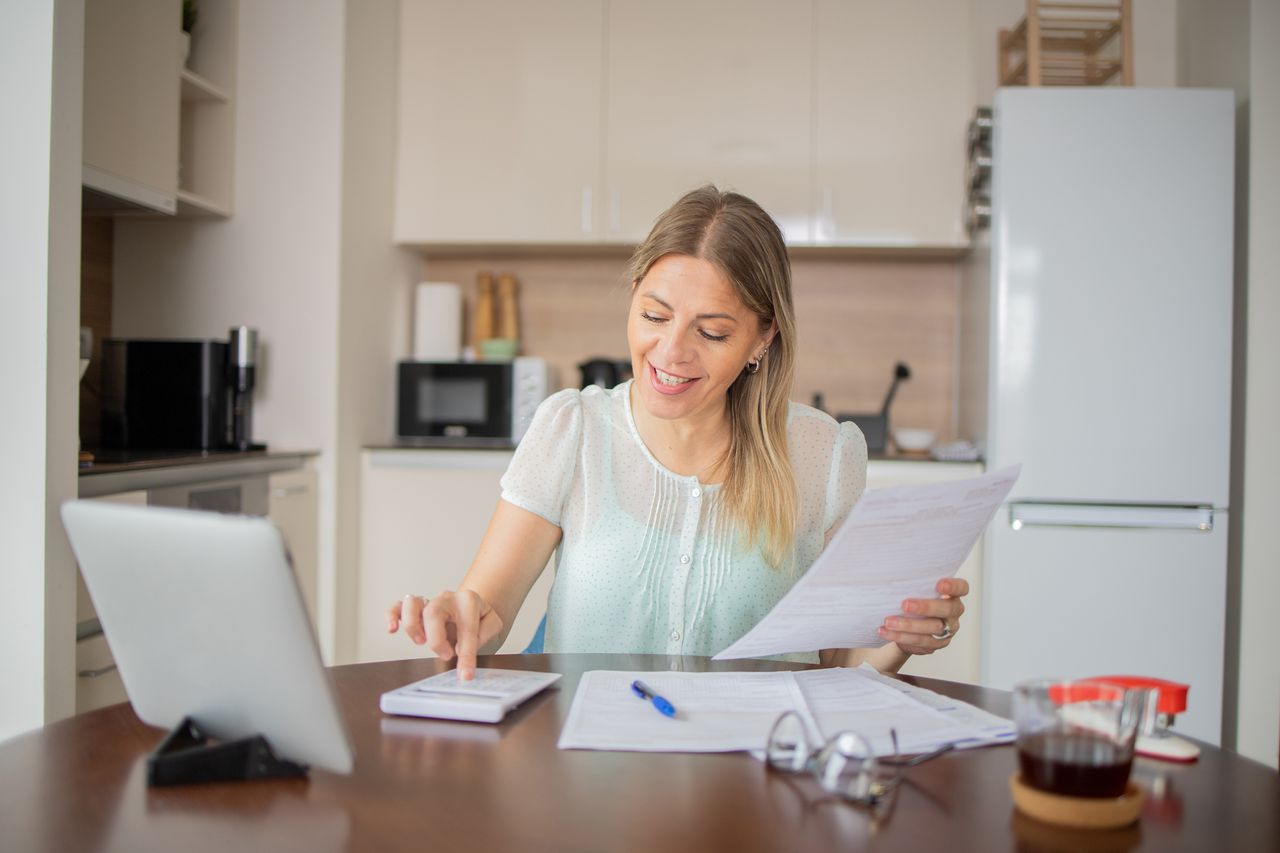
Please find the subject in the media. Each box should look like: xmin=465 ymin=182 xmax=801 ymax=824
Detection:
xmin=414 ymin=282 xmax=462 ymax=361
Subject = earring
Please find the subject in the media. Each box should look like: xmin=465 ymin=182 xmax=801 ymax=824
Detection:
xmin=746 ymin=345 xmax=769 ymax=375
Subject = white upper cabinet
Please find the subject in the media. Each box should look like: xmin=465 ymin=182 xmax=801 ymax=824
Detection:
xmin=82 ymin=0 xmax=182 ymax=214
xmin=394 ymin=0 xmax=606 ymax=244
xmin=82 ymin=0 xmax=238 ymax=218
xmin=813 ymin=0 xmax=973 ymax=248
xmin=393 ymin=0 xmax=973 ymax=249
xmin=603 ymin=0 xmax=813 ymax=244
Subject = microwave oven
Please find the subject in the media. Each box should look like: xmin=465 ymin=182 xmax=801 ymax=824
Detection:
xmin=396 ymin=358 xmax=551 ymax=446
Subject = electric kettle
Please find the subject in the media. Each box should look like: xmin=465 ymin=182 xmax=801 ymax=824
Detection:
xmin=578 ymin=358 xmax=632 ymax=390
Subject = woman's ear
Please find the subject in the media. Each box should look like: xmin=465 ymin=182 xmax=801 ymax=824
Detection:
xmin=762 ymin=321 xmax=778 ymax=351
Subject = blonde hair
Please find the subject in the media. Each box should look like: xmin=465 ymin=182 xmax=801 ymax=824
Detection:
xmin=627 ymin=186 xmax=798 ymax=569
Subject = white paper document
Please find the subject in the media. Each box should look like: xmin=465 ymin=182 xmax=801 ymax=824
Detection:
xmin=713 ymin=465 xmax=1021 ymax=660
xmin=557 ymin=666 xmax=1014 ymax=754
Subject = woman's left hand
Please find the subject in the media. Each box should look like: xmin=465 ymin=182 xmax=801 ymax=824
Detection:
xmin=878 ymin=578 xmax=968 ymax=656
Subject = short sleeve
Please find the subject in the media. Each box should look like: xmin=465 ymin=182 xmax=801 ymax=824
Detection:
xmin=499 ymin=388 xmax=583 ymax=526
xmin=822 ymin=421 xmax=869 ymax=535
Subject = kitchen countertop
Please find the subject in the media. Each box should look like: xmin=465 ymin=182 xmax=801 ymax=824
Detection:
xmin=78 ymin=448 xmax=318 ymax=498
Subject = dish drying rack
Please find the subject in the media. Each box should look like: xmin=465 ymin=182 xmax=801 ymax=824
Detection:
xmin=999 ymin=1 xmax=1133 ymax=87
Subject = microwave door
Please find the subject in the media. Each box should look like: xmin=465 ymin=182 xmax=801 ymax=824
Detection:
xmin=397 ymin=362 xmax=512 ymax=441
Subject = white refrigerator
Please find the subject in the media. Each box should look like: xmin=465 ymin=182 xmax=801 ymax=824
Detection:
xmin=960 ymin=88 xmax=1234 ymax=744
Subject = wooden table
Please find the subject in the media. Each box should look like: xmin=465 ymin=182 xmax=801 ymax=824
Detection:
xmin=2 ymin=654 xmax=1277 ymax=852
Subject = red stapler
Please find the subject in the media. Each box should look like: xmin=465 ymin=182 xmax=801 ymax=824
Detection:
xmin=1084 ymin=675 xmax=1199 ymax=763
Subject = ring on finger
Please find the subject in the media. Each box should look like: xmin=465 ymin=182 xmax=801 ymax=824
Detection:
xmin=931 ymin=619 xmax=953 ymax=641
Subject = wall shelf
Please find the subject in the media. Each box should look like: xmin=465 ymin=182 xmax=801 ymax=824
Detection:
xmin=180 ymin=69 xmax=229 ymax=104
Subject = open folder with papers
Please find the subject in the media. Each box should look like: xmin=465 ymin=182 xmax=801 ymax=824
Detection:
xmin=714 ymin=465 xmax=1020 ymax=660
xmin=558 ymin=666 xmax=1014 ymax=754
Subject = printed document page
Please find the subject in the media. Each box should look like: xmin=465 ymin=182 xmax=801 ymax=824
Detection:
xmin=557 ymin=668 xmax=1009 ymax=754
xmin=714 ymin=465 xmax=1020 ymax=660
xmin=558 ymin=670 xmax=807 ymax=752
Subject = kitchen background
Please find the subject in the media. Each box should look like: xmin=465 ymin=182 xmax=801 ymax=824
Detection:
xmin=3 ymin=0 xmax=1278 ymax=767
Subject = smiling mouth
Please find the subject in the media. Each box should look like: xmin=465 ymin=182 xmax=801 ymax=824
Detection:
xmin=652 ymin=364 xmax=695 ymax=387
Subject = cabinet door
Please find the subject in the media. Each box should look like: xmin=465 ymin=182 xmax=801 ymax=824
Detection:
xmin=82 ymin=0 xmax=181 ymax=213
xmin=75 ymin=490 xmax=147 ymax=715
xmin=866 ymin=461 xmax=984 ymax=684
xmin=604 ymin=0 xmax=813 ymax=243
xmin=269 ymin=469 xmax=319 ymax=632
xmin=394 ymin=0 xmax=605 ymax=244
xmin=357 ymin=451 xmax=555 ymax=663
xmin=814 ymin=0 xmax=972 ymax=247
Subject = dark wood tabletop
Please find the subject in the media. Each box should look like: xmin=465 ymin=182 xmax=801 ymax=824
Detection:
xmin=1 ymin=654 xmax=1277 ymax=852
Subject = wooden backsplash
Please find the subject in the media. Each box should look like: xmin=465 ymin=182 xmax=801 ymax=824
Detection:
xmin=422 ymin=253 xmax=959 ymax=439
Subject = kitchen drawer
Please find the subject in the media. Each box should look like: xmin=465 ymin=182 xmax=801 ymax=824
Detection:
xmin=75 ymin=633 xmax=128 ymax=715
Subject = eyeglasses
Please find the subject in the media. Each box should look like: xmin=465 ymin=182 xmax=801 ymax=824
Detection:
xmin=765 ymin=710 xmax=954 ymax=805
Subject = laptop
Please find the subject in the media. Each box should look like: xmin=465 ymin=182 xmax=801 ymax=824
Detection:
xmin=61 ymin=500 xmax=354 ymax=775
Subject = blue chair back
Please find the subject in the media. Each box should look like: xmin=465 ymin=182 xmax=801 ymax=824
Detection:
xmin=522 ymin=613 xmax=547 ymax=654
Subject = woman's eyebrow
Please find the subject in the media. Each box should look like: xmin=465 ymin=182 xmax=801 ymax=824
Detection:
xmin=641 ymin=292 xmax=740 ymax=322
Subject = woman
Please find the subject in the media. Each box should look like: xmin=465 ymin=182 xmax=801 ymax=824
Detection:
xmin=388 ymin=186 xmax=967 ymax=679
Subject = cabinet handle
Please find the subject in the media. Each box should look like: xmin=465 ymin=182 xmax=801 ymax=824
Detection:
xmin=609 ymin=189 xmax=621 ymax=235
xmin=580 ymin=186 xmax=593 ymax=234
xmin=78 ymin=664 xmax=118 ymax=679
xmin=272 ymin=485 xmax=310 ymax=498
xmin=821 ymin=185 xmax=834 ymax=240
xmin=1008 ymin=502 xmax=1215 ymax=532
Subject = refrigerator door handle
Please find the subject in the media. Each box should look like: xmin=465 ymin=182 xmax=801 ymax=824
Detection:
xmin=1008 ymin=502 xmax=1215 ymax=532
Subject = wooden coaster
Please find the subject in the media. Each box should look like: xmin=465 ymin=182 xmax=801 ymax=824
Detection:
xmin=1010 ymin=772 xmax=1144 ymax=829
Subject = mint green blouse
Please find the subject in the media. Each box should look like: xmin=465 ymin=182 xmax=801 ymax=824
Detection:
xmin=499 ymin=381 xmax=867 ymax=662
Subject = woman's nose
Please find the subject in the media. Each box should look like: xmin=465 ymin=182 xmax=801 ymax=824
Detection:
xmin=658 ymin=327 xmax=695 ymax=364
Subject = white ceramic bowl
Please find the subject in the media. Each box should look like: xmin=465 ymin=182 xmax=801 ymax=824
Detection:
xmin=893 ymin=428 xmax=936 ymax=453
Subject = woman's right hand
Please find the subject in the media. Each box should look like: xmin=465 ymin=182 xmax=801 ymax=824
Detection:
xmin=386 ymin=590 xmax=504 ymax=681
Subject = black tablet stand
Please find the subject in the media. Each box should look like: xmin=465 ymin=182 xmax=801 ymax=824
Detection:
xmin=147 ymin=716 xmax=309 ymax=787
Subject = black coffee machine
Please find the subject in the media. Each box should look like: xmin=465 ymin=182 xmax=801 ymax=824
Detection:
xmin=100 ymin=327 xmax=264 ymax=451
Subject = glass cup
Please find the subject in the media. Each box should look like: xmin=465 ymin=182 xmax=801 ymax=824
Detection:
xmin=1013 ymin=679 xmax=1155 ymax=799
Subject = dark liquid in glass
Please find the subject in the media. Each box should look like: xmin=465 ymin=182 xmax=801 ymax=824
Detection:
xmin=1017 ymin=731 xmax=1132 ymax=798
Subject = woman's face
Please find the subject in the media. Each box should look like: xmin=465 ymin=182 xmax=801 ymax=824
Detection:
xmin=627 ymin=254 xmax=773 ymax=425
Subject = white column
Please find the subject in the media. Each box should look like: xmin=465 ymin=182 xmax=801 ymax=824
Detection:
xmin=0 ymin=0 xmax=83 ymax=742
xmin=1237 ymin=0 xmax=1280 ymax=769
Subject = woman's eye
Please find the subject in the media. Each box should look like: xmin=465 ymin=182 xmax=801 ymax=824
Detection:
xmin=640 ymin=311 xmax=667 ymax=324
xmin=700 ymin=330 xmax=730 ymax=343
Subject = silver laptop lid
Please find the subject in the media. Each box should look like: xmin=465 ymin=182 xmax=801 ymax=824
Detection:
xmin=60 ymin=500 xmax=354 ymax=774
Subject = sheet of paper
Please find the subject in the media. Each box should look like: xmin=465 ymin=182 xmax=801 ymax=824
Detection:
xmin=713 ymin=465 xmax=1020 ymax=660
xmin=557 ymin=670 xmax=807 ymax=752
xmin=557 ymin=668 xmax=1013 ymax=756
xmin=853 ymin=664 xmax=1016 ymax=748
xmin=791 ymin=668 xmax=989 ymax=755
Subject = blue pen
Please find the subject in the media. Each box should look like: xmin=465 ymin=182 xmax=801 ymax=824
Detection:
xmin=631 ymin=680 xmax=677 ymax=718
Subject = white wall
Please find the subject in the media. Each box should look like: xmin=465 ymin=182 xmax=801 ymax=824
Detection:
xmin=0 ymin=0 xmax=83 ymax=743
xmin=334 ymin=1 xmax=420 ymax=663
xmin=113 ymin=0 xmax=416 ymax=665
xmin=1177 ymin=0 xmax=1279 ymax=771
xmin=1238 ymin=0 xmax=1280 ymax=769
xmin=114 ymin=0 xmax=348 ymax=658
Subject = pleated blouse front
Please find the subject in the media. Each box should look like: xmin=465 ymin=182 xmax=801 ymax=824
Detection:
xmin=499 ymin=381 xmax=867 ymax=661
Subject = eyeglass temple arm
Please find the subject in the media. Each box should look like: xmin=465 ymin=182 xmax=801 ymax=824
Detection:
xmin=883 ymin=741 xmax=956 ymax=768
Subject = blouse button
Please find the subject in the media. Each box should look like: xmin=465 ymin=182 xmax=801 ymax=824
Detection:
xmin=691 ymin=487 xmax=702 ymax=498
xmin=670 ymin=630 xmax=681 ymax=642
xmin=679 ymin=554 xmax=691 ymax=564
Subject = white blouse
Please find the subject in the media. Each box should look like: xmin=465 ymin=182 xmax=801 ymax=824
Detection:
xmin=500 ymin=380 xmax=868 ymax=661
